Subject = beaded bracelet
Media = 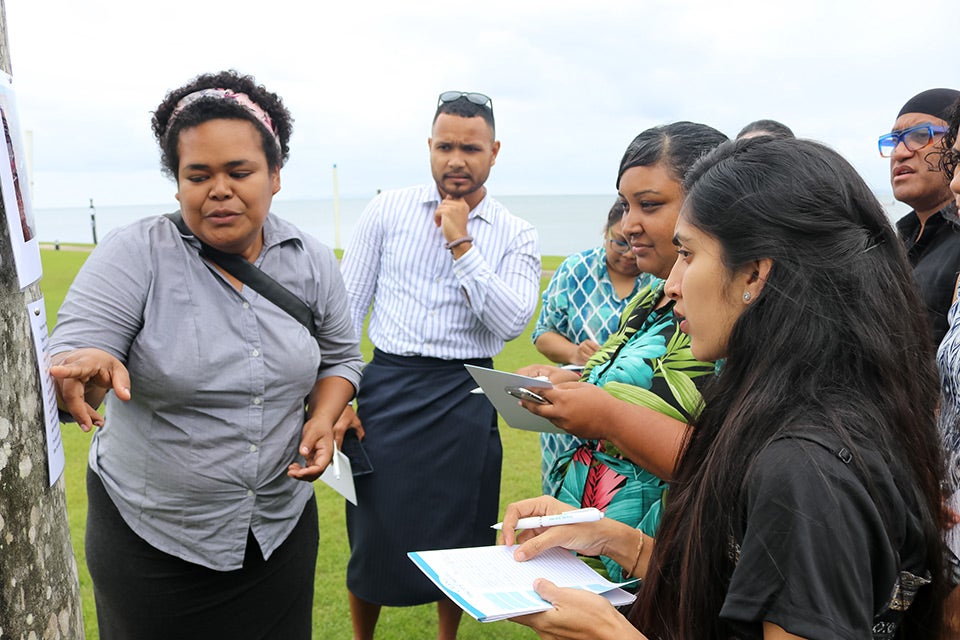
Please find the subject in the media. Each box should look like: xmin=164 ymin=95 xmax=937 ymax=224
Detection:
xmin=444 ymin=235 xmax=474 ymax=251
xmin=629 ymin=531 xmax=645 ymax=578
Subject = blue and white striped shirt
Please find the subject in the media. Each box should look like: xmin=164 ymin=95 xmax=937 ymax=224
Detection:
xmin=341 ymin=184 xmax=541 ymax=360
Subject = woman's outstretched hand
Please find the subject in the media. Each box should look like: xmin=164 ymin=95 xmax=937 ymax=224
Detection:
xmin=49 ymin=348 xmax=131 ymax=431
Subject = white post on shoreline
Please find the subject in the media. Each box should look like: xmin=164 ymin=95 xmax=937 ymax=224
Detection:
xmin=89 ymin=197 xmax=98 ymax=244
xmin=332 ymin=163 xmax=341 ymax=250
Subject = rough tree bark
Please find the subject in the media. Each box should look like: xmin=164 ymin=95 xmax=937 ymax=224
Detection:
xmin=0 ymin=0 xmax=86 ymax=636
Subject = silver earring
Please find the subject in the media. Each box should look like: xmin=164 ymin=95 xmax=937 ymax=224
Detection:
xmin=743 ymin=291 xmax=752 ymax=302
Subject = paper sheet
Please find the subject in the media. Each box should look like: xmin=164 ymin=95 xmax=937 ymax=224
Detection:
xmin=0 ymin=73 xmax=41 ymax=289
xmin=318 ymin=447 xmax=357 ymax=505
xmin=27 ymin=298 xmax=65 ymax=486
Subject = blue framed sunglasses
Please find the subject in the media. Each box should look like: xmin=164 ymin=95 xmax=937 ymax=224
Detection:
xmin=878 ymin=123 xmax=947 ymax=157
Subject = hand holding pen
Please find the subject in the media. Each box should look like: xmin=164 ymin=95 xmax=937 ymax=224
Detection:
xmin=571 ymin=321 xmax=602 ymax=365
xmin=498 ymin=497 xmax=615 ymax=561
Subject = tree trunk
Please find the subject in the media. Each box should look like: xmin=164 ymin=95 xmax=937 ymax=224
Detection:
xmin=0 ymin=0 xmax=86 ymax=636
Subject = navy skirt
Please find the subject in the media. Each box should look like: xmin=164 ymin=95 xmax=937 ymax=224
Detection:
xmin=346 ymin=349 xmax=501 ymax=605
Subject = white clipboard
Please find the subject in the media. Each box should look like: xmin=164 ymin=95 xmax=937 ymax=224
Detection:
xmin=464 ymin=365 xmax=564 ymax=434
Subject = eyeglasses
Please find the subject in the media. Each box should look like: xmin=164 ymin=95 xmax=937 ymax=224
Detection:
xmin=607 ymin=236 xmax=632 ymax=255
xmin=438 ymin=91 xmax=493 ymax=110
xmin=877 ymin=123 xmax=948 ymax=157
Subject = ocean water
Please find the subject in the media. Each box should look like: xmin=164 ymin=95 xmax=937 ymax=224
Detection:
xmin=31 ymin=193 xmax=912 ymax=258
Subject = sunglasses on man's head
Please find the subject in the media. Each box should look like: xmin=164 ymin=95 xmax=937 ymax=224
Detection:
xmin=438 ymin=91 xmax=493 ymax=110
xmin=878 ymin=123 xmax=947 ymax=157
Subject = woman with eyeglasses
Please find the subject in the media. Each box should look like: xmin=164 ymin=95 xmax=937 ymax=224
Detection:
xmin=503 ymin=137 xmax=946 ymax=640
xmin=531 ymin=198 xmax=651 ymax=495
xmin=516 ymin=122 xmax=727 ymax=582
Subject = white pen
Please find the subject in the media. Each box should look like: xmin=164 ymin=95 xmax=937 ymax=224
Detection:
xmin=491 ymin=507 xmax=604 ymax=530
xmin=332 ymin=440 xmax=342 ymax=480
xmin=471 ymin=375 xmax=549 ymax=395
xmin=583 ymin=323 xmax=599 ymax=344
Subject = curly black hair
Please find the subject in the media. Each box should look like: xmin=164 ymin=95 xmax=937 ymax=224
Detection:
xmin=941 ymin=98 xmax=960 ymax=180
xmin=151 ymin=70 xmax=293 ymax=179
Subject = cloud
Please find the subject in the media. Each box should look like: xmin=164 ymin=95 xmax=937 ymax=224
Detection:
xmin=5 ymin=0 xmax=955 ymax=207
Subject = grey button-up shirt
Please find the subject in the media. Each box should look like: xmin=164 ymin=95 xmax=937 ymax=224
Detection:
xmin=50 ymin=213 xmax=363 ymax=570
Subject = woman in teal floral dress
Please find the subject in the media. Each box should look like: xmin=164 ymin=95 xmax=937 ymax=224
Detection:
xmin=532 ymin=199 xmax=651 ymax=496
xmin=518 ymin=122 xmax=727 ymax=581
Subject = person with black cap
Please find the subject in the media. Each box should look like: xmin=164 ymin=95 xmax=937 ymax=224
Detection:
xmin=880 ymin=87 xmax=960 ymax=345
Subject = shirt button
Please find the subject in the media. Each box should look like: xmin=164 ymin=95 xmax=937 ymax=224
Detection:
xmin=253 ymin=397 xmax=262 ymax=405
xmin=242 ymin=302 xmax=250 ymax=309
xmin=249 ymin=444 xmax=258 ymax=453
xmin=246 ymin=489 xmax=254 ymax=497
xmin=251 ymin=349 xmax=260 ymax=357
xmin=429 ymin=311 xmax=436 ymax=317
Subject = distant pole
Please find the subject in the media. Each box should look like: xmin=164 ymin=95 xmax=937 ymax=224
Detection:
xmin=0 ymin=0 xmax=86 ymax=636
xmin=89 ymin=197 xmax=97 ymax=244
xmin=332 ymin=163 xmax=341 ymax=250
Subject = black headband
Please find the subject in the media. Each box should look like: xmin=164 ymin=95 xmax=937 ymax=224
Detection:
xmin=897 ymin=88 xmax=960 ymax=120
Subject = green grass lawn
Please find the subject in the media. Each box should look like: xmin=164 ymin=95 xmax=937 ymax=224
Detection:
xmin=42 ymin=248 xmax=560 ymax=639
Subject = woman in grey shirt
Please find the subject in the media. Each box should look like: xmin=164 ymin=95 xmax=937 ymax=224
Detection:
xmin=49 ymin=70 xmax=363 ymax=639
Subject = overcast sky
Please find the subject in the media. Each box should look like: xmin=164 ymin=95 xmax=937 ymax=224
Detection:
xmin=5 ymin=0 xmax=959 ymax=209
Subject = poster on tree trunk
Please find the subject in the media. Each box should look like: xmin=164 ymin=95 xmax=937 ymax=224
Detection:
xmin=27 ymin=296 xmax=65 ymax=486
xmin=0 ymin=72 xmax=41 ymax=289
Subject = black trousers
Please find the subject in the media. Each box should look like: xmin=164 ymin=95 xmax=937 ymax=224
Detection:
xmin=85 ymin=467 xmax=318 ymax=640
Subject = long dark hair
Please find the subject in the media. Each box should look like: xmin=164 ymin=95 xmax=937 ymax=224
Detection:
xmin=631 ymin=138 xmax=945 ymax=638
xmin=616 ymin=121 xmax=728 ymax=188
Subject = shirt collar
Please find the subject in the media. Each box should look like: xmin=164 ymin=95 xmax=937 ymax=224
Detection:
xmin=261 ymin=212 xmax=305 ymax=251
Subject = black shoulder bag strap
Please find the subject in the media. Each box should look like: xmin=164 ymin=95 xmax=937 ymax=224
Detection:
xmin=164 ymin=212 xmax=317 ymax=338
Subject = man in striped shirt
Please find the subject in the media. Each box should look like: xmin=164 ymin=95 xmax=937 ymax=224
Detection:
xmin=339 ymin=91 xmax=540 ymax=640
